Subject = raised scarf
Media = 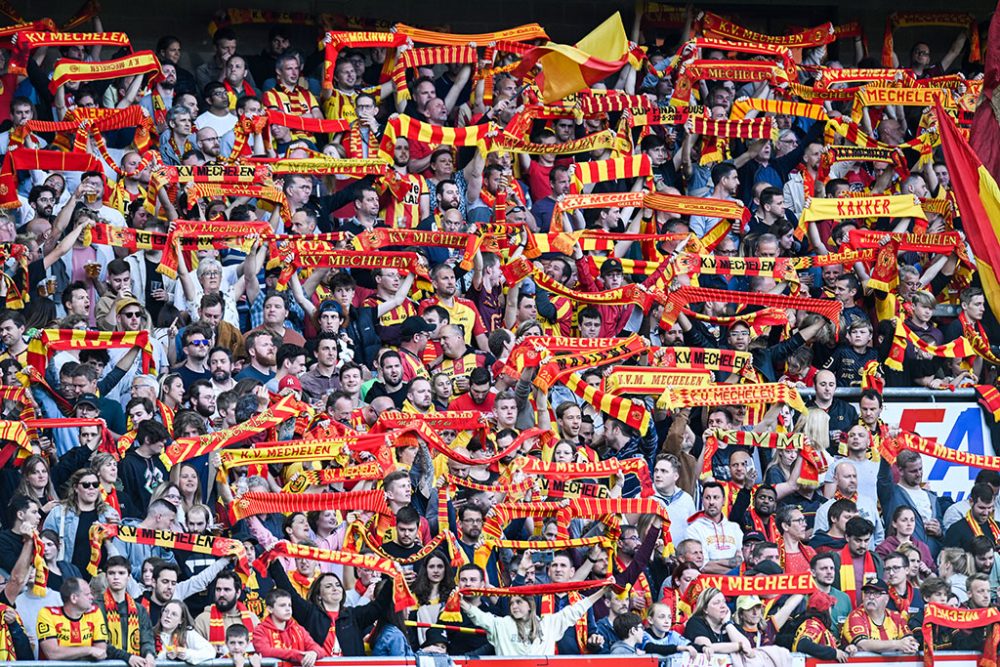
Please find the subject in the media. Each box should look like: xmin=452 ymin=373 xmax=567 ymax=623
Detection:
xmin=393 ymin=46 xmax=478 ymax=102
xmin=532 ymin=334 xmax=649 ymax=391
xmin=922 ymin=604 xmax=1000 ymax=667
xmin=799 ymin=194 xmax=927 ymax=225
xmin=161 ymin=393 xmax=306 ymax=468
xmin=26 ymin=329 xmax=154 ymax=376
xmin=684 ymin=573 xmax=816 ymax=607
xmin=850 ymin=85 xmax=954 ymax=124
xmin=657 ymin=383 xmax=808 ymax=414
xmin=157 ymin=220 xmax=271 ymax=279
xmin=883 ymin=13 xmax=981 ymax=68
xmin=229 ymin=489 xmax=393 ymax=523
xmin=729 ymin=98 xmax=829 ymax=122
xmin=604 ymin=367 xmax=711 ymax=393
xmin=702 ymin=429 xmax=825 ymax=486
xmin=396 ymin=22 xmax=547 ymax=46
xmin=350 ymin=228 xmax=497 ymax=271
xmin=0 ymin=149 xmax=104 ymax=208
xmin=264 ymin=156 xmax=386 ymax=177
xmin=10 ymin=31 xmax=131 ymax=73
xmin=378 ymin=115 xmax=498 ymax=162
xmin=686 ymin=116 xmax=777 ymax=141
xmin=510 ymin=456 xmax=653 ymax=497
xmin=648 ymin=345 xmax=757 ymax=381
xmin=569 ymin=155 xmax=652 ymax=193
xmin=282 ymin=460 xmax=388 ymax=493
xmin=104 ymin=588 xmax=141 ymax=653
xmin=699 ymin=12 xmax=834 ymax=48
xmin=270 ymin=244 xmax=426 ymax=286
xmin=660 ymin=286 xmax=843 ymax=333
xmin=551 ymin=191 xmax=750 ymax=226
xmin=31 ymin=531 xmax=47 ymax=594
xmin=560 ymin=370 xmax=650 ymax=432
xmin=439 ymin=577 xmax=611 ymax=629
xmin=265 ymin=108 xmax=350 ymax=135
xmin=50 ymin=50 xmax=160 ymax=94
xmin=254 ymin=540 xmax=416 ymax=611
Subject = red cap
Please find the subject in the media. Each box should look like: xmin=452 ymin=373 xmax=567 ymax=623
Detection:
xmin=278 ymin=375 xmax=302 ymax=392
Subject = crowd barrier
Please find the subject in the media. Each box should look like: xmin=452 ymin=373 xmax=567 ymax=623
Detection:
xmin=0 ymin=651 xmax=985 ymax=667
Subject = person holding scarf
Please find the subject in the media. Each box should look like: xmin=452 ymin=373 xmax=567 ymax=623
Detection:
xmin=831 ymin=517 xmax=884 ymax=606
xmin=266 ymin=558 xmax=393 ymax=656
xmin=99 ymin=555 xmax=156 ymax=667
xmin=192 ymin=572 xmax=259 ymax=655
xmin=944 ymin=482 xmax=1000 ymax=552
xmin=461 ymin=585 xmax=608 ymax=656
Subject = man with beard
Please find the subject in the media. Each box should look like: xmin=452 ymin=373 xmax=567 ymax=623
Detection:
xmin=235 ymin=331 xmax=277 ymax=383
xmin=339 ymin=185 xmax=384 ymax=235
xmin=419 ymin=176 xmax=462 ymax=230
xmin=454 ymin=505 xmax=500 ymax=585
xmin=403 ymin=377 xmax=434 ymax=414
xmin=108 ymin=152 xmax=151 ymax=216
xmin=420 ymin=265 xmax=489 ymax=351
xmin=732 ymin=484 xmax=778 ymax=542
xmin=196 ymin=126 xmax=224 ymax=162
xmin=807 ymin=370 xmax=858 ymax=453
xmin=175 ymin=323 xmax=213 ymax=387
xmin=382 ymin=138 xmax=429 ymax=227
xmin=529 ymin=165 xmax=570 ymax=232
xmin=186 ymin=380 xmax=217 ymax=425
xmin=23 ymin=184 xmax=55 ymax=233
xmin=687 ymin=482 xmax=744 ymax=573
xmin=193 ymin=572 xmax=260 ymax=652
xmin=366 ymin=350 xmax=407 ymax=408
xmin=816 ymin=460 xmax=884 ymax=547
xmin=140 ymin=61 xmax=176 ymax=130
xmin=208 ymin=347 xmax=235 ymax=395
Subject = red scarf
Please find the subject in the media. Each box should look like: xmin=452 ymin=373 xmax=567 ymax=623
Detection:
xmin=101 ymin=485 xmax=121 ymax=518
xmin=888 ymin=583 xmax=914 ymax=619
xmin=323 ymin=610 xmax=341 ymax=656
xmin=207 ymin=603 xmax=255 ymax=645
xmin=749 ymin=509 xmax=778 ymax=541
xmin=838 ymin=543 xmax=877 ymax=604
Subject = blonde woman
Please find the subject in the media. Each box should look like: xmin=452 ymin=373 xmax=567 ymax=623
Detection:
xmin=683 ymin=587 xmax=755 ymax=658
xmin=461 ymin=586 xmax=607 ymax=656
xmin=937 ymin=548 xmax=973 ymax=603
xmin=43 ymin=469 xmax=120 ymax=575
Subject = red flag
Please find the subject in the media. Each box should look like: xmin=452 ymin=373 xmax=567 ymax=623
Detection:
xmin=936 ymin=99 xmax=1000 ymax=322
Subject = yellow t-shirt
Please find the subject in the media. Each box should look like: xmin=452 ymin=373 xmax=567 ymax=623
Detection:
xmin=37 ymin=606 xmax=108 ymax=656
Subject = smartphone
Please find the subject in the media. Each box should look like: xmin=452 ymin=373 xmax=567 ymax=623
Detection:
xmin=531 ymin=551 xmax=554 ymax=565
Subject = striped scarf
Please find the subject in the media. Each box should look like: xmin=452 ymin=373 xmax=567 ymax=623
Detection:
xmin=883 ymin=12 xmax=980 ymax=67
xmin=104 ymin=588 xmax=141 ymax=653
xmin=837 ymin=543 xmax=877 ymax=604
xmin=393 ymin=46 xmax=477 ymax=102
xmin=0 ymin=602 xmax=21 ymax=659
xmin=26 ymin=329 xmax=155 ymax=377
xmin=207 ymin=603 xmax=255 ymax=645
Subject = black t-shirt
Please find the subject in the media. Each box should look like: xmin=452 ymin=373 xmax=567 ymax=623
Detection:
xmin=365 ymin=382 xmax=408 ymax=409
xmin=684 ymin=616 xmax=730 ymax=647
xmin=144 ymin=256 xmax=166 ymax=324
xmin=72 ymin=509 xmax=98 ymax=575
xmin=175 ymin=365 xmax=212 ymax=389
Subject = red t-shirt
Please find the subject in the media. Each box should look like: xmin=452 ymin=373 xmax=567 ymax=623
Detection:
xmin=448 ymin=392 xmax=496 ymax=414
xmin=525 ymin=161 xmax=554 ymax=202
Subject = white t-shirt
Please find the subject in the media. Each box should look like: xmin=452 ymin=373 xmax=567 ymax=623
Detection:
xmin=686 ymin=515 xmax=743 ymax=562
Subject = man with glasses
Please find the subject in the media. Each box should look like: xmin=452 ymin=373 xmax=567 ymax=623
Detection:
xmin=883 ymin=553 xmax=923 ymax=620
xmin=841 ymin=579 xmax=918 ymax=655
xmin=175 ymin=323 xmax=214 ymax=387
xmin=775 ymin=506 xmax=815 ymax=574
xmin=196 ymin=82 xmax=237 ymax=153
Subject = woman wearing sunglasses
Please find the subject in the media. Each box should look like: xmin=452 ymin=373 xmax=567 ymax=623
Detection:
xmin=43 ymin=468 xmax=120 ymax=578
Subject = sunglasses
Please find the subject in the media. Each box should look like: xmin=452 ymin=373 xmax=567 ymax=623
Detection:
xmin=78 ymin=481 xmax=100 ymax=489
xmin=188 ymin=339 xmax=211 ymax=347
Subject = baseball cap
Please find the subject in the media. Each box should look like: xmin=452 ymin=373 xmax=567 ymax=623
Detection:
xmin=862 ymin=579 xmax=888 ymax=594
xmin=318 ymin=300 xmax=343 ymax=317
xmin=735 ymin=595 xmax=763 ymax=611
xmin=749 ymin=560 xmax=783 ymax=576
xmin=600 ymin=257 xmax=624 ymax=276
xmin=278 ymin=376 xmax=302 ymax=392
xmin=743 ymin=530 xmax=766 ymax=543
xmin=75 ymin=393 xmax=100 ymax=410
xmin=401 ymin=316 xmax=435 ymax=339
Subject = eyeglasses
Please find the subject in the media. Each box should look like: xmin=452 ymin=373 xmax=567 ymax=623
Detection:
xmin=188 ymin=339 xmax=210 ymax=347
xmin=201 ymin=270 xmax=221 ymax=277
xmin=78 ymin=481 xmax=100 ymax=489
xmin=884 ymin=565 xmax=905 ymax=572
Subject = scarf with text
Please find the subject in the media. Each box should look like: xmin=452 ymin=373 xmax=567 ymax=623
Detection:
xmin=103 ymin=588 xmax=141 ymax=653
xmin=883 ymin=13 xmax=981 ymax=68
xmin=702 ymin=430 xmax=825 ymax=486
xmin=510 ymin=456 xmax=654 ymax=497
xmin=396 ymin=22 xmax=547 ymax=45
xmin=683 ymin=573 xmax=816 ymax=607
xmin=255 ymin=540 xmax=416 ymax=611
xmin=50 ymin=50 xmax=160 ymax=94
xmin=89 ymin=524 xmax=253 ymax=587
xmin=0 ymin=149 xmax=104 ymax=208
xmin=532 ymin=334 xmax=649 ymax=391
xmin=0 ymin=420 xmax=31 ymax=470
xmin=922 ymin=604 xmax=1000 ymax=667
xmin=26 ymin=329 xmax=153 ymax=376
xmin=672 ymin=60 xmax=791 ymax=108
xmin=657 ymin=383 xmax=808 ymax=414
xmin=550 ymin=191 xmax=750 ymax=227
xmin=270 ymin=242 xmax=427 ymax=286
xmin=648 ymin=346 xmax=757 ymax=382
xmin=161 ymin=393 xmax=306 ymax=467
xmin=10 ymin=31 xmax=131 ymax=73
xmin=699 ymin=12 xmax=834 ymax=49
xmin=263 ymin=155 xmax=386 ymax=177
xmin=350 ymin=228 xmax=498 ymax=271
xmin=184 ymin=182 xmax=291 ymax=223
xmin=157 ymin=220 xmax=272 ymax=279
xmin=850 ymin=85 xmax=954 ymax=124
xmin=282 ymin=459 xmax=389 ymax=493
xmin=604 ymin=367 xmax=712 ymax=393
xmin=799 ymin=194 xmax=927 ymax=225
xmin=321 ymin=32 xmax=408 ymax=90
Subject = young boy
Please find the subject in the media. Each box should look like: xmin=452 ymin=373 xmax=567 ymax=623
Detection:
xmin=224 ymin=625 xmax=260 ymax=667
xmin=822 ymin=318 xmax=876 ymax=387
xmin=609 ymin=612 xmax=645 ymax=655
xmin=252 ymin=589 xmax=326 ymax=666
